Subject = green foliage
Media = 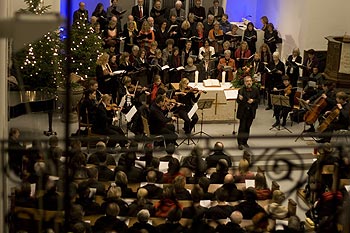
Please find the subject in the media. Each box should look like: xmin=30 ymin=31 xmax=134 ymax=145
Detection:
xmin=14 ymin=31 xmax=63 ymax=91
xmin=231 ymin=62 xmax=261 ymax=89
xmin=17 ymin=0 xmax=51 ymax=14
xmin=69 ymin=24 xmax=104 ymax=77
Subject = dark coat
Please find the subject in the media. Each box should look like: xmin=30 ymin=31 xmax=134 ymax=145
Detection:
xmin=236 ymin=86 xmax=260 ymax=119
xmin=93 ymin=215 xmax=128 ymax=233
xmin=141 ymin=183 xmax=164 ymax=199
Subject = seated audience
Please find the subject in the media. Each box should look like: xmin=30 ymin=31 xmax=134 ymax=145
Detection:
xmin=78 ymin=167 xmax=106 ymax=196
xmin=87 ymin=141 xmax=116 ymax=166
xmin=128 ymin=209 xmax=158 ymax=233
xmin=128 ymin=188 xmax=155 ymax=216
xmin=215 ymin=174 xmax=243 ymax=202
xmin=154 ymin=185 xmax=183 ymax=217
xmin=96 ymin=152 xmax=115 ymax=181
xmin=116 ymin=151 xmax=144 ymax=183
xmin=210 ymin=159 xmax=229 ymax=184
xmin=181 ymin=146 xmax=207 ymax=183
xmin=216 ymin=211 xmax=246 ymax=233
xmin=69 ymin=204 xmax=93 ymax=233
xmin=265 ymin=190 xmax=288 ymax=219
xmin=115 ymin=170 xmax=136 ymax=198
xmin=234 ymin=158 xmax=255 ymax=183
xmin=141 ymin=170 xmax=164 ymax=199
xmin=254 ymin=168 xmax=272 ymax=200
xmin=198 ymin=177 xmax=215 ymax=200
xmin=163 ymin=157 xmax=182 ymax=183
xmin=173 ymin=175 xmax=191 ymax=200
xmin=93 ymin=202 xmax=128 ymax=233
xmin=233 ymin=187 xmax=266 ymax=219
xmin=206 ymin=187 xmax=235 ymax=220
xmin=102 ymin=184 xmax=129 ymax=216
xmin=157 ymin=207 xmax=187 ymax=233
xmin=15 ymin=181 xmax=36 ymax=208
xmin=206 ymin=141 xmax=232 ymax=168
xmin=182 ymin=185 xmax=208 ymax=219
xmin=75 ymin=183 xmax=102 ymax=215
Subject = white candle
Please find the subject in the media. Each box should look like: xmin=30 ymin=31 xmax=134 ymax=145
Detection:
xmin=221 ymin=71 xmax=226 ymax=85
xmin=195 ymin=70 xmax=199 ymax=85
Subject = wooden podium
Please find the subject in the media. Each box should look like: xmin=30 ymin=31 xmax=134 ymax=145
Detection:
xmin=324 ymin=36 xmax=350 ymax=87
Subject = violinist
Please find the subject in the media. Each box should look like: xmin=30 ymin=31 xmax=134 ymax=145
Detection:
xmin=303 ymin=81 xmax=336 ymax=132
xmin=217 ymin=50 xmax=236 ymax=81
xmin=85 ymin=80 xmax=101 ymax=102
xmin=79 ymin=89 xmax=98 ymax=125
xmin=272 ymin=76 xmax=294 ymax=127
xmin=149 ymin=75 xmax=166 ymax=104
xmin=175 ymin=78 xmax=204 ymax=135
xmin=149 ymin=95 xmax=178 ymax=145
xmin=265 ymin=51 xmax=285 ymax=110
xmin=92 ymin=94 xmax=128 ymax=148
xmin=315 ymin=91 xmax=350 ymax=143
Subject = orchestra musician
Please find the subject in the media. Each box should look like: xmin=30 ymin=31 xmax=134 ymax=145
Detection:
xmin=149 ymin=75 xmax=166 ymax=104
xmin=265 ymin=51 xmax=285 ymax=110
xmin=92 ymin=94 xmax=128 ymax=148
xmin=315 ymin=91 xmax=350 ymax=143
xmin=175 ymin=78 xmax=204 ymax=135
xmin=149 ymin=95 xmax=178 ymax=145
xmin=237 ymin=76 xmax=260 ymax=150
xmin=85 ymin=80 xmax=101 ymax=101
xmin=79 ymin=89 xmax=98 ymax=125
xmin=303 ymin=81 xmax=336 ymax=132
xmin=272 ymin=76 xmax=294 ymax=127
xmin=217 ymin=50 xmax=236 ymax=81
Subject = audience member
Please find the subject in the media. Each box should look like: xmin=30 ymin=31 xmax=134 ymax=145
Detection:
xmin=216 ymin=174 xmax=243 ymax=202
xmin=102 ymin=184 xmax=129 ymax=216
xmin=182 ymin=185 xmax=208 ymax=219
xmin=128 ymin=188 xmax=155 ymax=216
xmin=163 ymin=157 xmax=182 ymax=183
xmin=234 ymin=159 xmax=255 ymax=183
xmin=254 ymin=168 xmax=272 ymax=200
xmin=173 ymin=175 xmax=191 ymax=200
xmin=206 ymin=141 xmax=232 ymax=168
xmin=96 ymin=151 xmax=115 ymax=181
xmin=265 ymin=189 xmax=288 ymax=219
xmin=75 ymin=183 xmax=102 ymax=215
xmin=94 ymin=202 xmax=128 ymax=233
xmin=216 ymin=211 xmax=246 ymax=233
xmin=233 ymin=187 xmax=266 ymax=219
xmin=128 ymin=209 xmax=159 ymax=233
xmin=141 ymin=170 xmax=164 ymax=199
xmin=115 ymin=170 xmax=136 ymax=198
xmin=206 ymin=187 xmax=235 ymax=220
xmin=87 ymin=141 xmax=116 ymax=166
xmin=78 ymin=167 xmax=106 ymax=196
xmin=156 ymin=207 xmax=187 ymax=233
xmin=154 ymin=185 xmax=182 ymax=217
xmin=209 ymin=159 xmax=229 ymax=183
xmin=198 ymin=177 xmax=215 ymax=200
xmin=69 ymin=204 xmax=93 ymax=233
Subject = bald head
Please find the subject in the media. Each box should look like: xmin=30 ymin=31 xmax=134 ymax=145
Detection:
xmin=214 ymin=142 xmax=224 ymax=151
xmin=224 ymin=174 xmax=234 ymax=184
xmin=137 ymin=188 xmax=148 ymax=198
xmin=230 ymin=211 xmax=243 ymax=224
xmin=146 ymin=170 xmax=157 ymax=182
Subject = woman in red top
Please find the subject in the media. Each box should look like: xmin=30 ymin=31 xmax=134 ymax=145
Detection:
xmin=138 ymin=21 xmax=155 ymax=50
xmin=234 ymin=41 xmax=252 ymax=69
xmin=162 ymin=157 xmax=182 ymax=184
xmin=154 ymin=185 xmax=183 ymax=217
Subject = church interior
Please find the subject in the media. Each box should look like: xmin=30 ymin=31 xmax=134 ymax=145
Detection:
xmin=1 ymin=0 xmax=350 ymax=232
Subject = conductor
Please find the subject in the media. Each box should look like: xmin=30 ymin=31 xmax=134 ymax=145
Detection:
xmin=237 ymin=76 xmax=260 ymax=150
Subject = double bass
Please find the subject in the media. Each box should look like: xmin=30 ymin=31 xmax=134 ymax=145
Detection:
xmin=303 ymin=95 xmax=328 ymax=124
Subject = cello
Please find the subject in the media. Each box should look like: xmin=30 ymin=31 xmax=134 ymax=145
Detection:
xmin=317 ymin=107 xmax=341 ymax=132
xmin=303 ymin=95 xmax=328 ymax=124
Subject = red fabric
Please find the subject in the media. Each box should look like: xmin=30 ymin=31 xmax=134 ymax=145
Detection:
xmin=151 ymin=83 xmax=159 ymax=102
xmin=154 ymin=199 xmax=183 ymax=217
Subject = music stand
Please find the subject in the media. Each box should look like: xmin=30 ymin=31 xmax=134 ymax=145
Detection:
xmin=295 ymin=98 xmax=316 ymax=142
xmin=192 ymin=99 xmax=214 ymax=138
xmin=269 ymin=93 xmax=292 ymax=133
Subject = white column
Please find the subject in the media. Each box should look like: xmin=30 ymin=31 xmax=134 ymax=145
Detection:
xmin=0 ymin=0 xmax=9 ymax=231
xmin=185 ymin=0 xmax=190 ymax=19
xmin=222 ymin=0 xmax=227 ymax=12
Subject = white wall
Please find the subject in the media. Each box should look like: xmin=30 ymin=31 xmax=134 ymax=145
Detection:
xmin=10 ymin=0 xmax=60 ymax=15
xmin=225 ymin=0 xmax=350 ymax=60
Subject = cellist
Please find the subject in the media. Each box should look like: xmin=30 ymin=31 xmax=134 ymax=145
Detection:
xmin=303 ymin=81 xmax=336 ymax=132
xmin=315 ymin=91 xmax=350 ymax=143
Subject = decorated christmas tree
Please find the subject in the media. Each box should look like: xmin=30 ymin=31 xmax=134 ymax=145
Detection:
xmin=13 ymin=0 xmax=62 ymax=91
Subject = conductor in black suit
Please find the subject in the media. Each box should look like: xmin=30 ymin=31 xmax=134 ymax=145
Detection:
xmin=132 ymin=0 xmax=149 ymax=31
xmin=92 ymin=94 xmax=128 ymax=148
xmin=237 ymin=76 xmax=260 ymax=150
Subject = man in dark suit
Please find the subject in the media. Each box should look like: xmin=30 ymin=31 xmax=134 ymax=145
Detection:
xmin=189 ymin=0 xmax=206 ymax=22
xmin=208 ymin=0 xmax=225 ymax=21
xmin=132 ymin=0 xmax=149 ymax=31
xmin=73 ymin=2 xmax=89 ymax=25
xmin=140 ymin=170 xmax=163 ymax=199
xmin=237 ymin=76 xmax=260 ymax=150
xmin=206 ymin=141 xmax=232 ymax=168
xmin=92 ymin=94 xmax=128 ymax=148
xmin=149 ymin=95 xmax=178 ymax=145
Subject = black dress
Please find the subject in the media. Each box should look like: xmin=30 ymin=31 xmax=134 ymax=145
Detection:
xmin=244 ymin=29 xmax=257 ymax=54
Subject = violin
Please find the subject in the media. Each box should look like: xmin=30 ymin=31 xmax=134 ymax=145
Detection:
xmin=127 ymin=84 xmax=149 ymax=93
xmin=184 ymin=87 xmax=207 ymax=94
xmin=106 ymin=103 xmax=121 ymax=111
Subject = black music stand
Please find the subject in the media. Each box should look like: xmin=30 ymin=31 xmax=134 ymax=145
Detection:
xmin=269 ymin=94 xmax=292 ymax=133
xmin=192 ymin=99 xmax=214 ymax=138
xmin=295 ymin=98 xmax=316 ymax=142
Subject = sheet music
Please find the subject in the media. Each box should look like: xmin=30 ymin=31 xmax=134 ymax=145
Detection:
xmin=119 ymin=95 xmax=126 ymax=107
xmin=113 ymin=70 xmax=126 ymax=75
xmin=188 ymin=103 xmax=198 ymax=119
xmin=125 ymin=106 xmax=137 ymax=122
xmin=224 ymin=89 xmax=238 ymax=100
xmin=159 ymin=161 xmax=169 ymax=172
xmin=245 ymin=179 xmax=255 ymax=188
xmin=135 ymin=160 xmax=146 ymax=169
xmin=30 ymin=183 xmax=36 ymax=197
